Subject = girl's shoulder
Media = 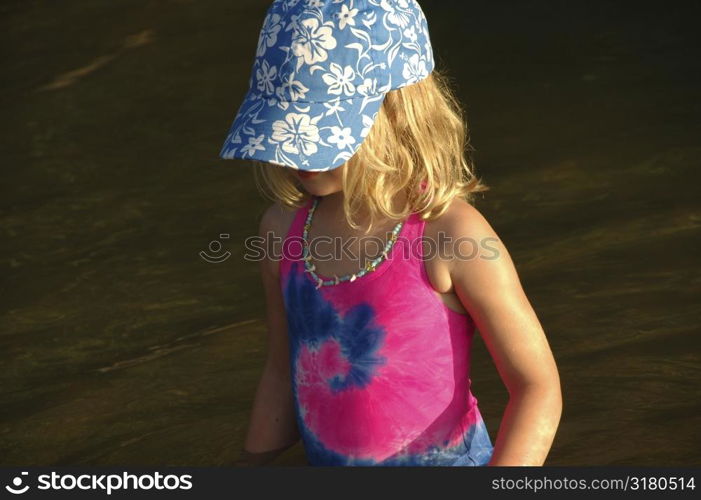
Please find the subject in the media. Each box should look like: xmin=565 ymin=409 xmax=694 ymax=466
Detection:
xmin=421 ymin=196 xmax=507 ymax=279
xmin=422 ymin=196 xmax=524 ymax=305
xmin=422 ymin=197 xmax=497 ymax=244
xmin=259 ymin=201 xmax=300 ymax=241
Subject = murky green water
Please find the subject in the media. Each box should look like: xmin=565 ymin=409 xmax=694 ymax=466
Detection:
xmin=1 ymin=1 xmax=699 ymax=465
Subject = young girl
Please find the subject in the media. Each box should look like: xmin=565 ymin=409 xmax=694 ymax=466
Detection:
xmin=220 ymin=0 xmax=561 ymax=466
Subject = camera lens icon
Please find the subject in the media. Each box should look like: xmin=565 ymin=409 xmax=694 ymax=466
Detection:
xmin=5 ymin=472 xmax=29 ymax=494
xmin=200 ymin=234 xmax=232 ymax=263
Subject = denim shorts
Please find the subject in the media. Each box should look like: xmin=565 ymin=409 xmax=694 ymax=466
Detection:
xmin=450 ymin=416 xmax=494 ymax=466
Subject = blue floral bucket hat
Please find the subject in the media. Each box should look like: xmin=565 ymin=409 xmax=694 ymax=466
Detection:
xmin=219 ymin=0 xmax=435 ymax=171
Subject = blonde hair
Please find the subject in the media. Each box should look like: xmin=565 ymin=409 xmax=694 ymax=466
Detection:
xmin=253 ymin=67 xmax=490 ymax=233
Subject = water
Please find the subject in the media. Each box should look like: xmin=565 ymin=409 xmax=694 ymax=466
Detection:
xmin=1 ymin=0 xmax=699 ymax=465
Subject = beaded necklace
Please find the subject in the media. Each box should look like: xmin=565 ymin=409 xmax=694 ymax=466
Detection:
xmin=302 ymin=196 xmax=405 ymax=289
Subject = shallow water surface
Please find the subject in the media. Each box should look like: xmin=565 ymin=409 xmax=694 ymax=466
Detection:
xmin=1 ymin=0 xmax=699 ymax=465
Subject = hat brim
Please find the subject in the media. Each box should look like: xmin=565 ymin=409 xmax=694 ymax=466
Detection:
xmin=219 ymin=88 xmax=385 ymax=172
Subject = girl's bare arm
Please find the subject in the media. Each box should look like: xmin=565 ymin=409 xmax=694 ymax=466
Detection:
xmin=441 ymin=199 xmax=562 ymax=466
xmin=237 ymin=203 xmax=300 ymax=465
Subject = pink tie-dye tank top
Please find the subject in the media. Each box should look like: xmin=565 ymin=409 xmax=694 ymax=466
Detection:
xmin=279 ymin=195 xmax=494 ymax=466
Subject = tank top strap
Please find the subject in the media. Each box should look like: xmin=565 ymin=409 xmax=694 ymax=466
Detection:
xmin=389 ymin=207 xmax=426 ymax=267
xmin=280 ymin=197 xmax=314 ymax=276
xmin=402 ymin=209 xmax=426 ymax=245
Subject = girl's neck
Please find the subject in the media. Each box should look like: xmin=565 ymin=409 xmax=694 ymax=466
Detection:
xmin=316 ymin=190 xmax=346 ymax=220
xmin=313 ymin=190 xmax=408 ymax=235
